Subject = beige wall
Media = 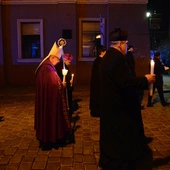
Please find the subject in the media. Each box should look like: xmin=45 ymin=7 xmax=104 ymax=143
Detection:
xmin=0 ymin=67 xmax=5 ymax=86
xmin=1 ymin=4 xmax=77 ymax=86
xmin=0 ymin=1 xmax=150 ymax=86
xmin=1 ymin=0 xmax=148 ymax=4
xmin=107 ymin=4 xmax=150 ymax=76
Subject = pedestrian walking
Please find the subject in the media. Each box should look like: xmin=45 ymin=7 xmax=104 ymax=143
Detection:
xmin=147 ymin=51 xmax=170 ymax=107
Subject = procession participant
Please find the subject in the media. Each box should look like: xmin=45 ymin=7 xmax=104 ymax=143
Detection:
xmin=147 ymin=51 xmax=170 ymax=107
xmin=35 ymin=42 xmax=72 ymax=150
xmin=99 ymin=27 xmax=155 ymax=169
xmin=89 ymin=45 xmax=106 ymax=117
xmin=55 ymin=53 xmax=74 ymax=117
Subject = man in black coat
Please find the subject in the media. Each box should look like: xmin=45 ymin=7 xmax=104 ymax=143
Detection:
xmin=99 ymin=27 xmax=156 ymax=170
xmin=147 ymin=51 xmax=170 ymax=107
xmin=89 ymin=45 xmax=106 ymax=117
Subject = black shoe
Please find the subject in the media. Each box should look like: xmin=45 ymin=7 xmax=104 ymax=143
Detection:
xmin=145 ymin=136 xmax=153 ymax=144
xmin=39 ymin=141 xmax=43 ymax=148
xmin=0 ymin=116 xmax=4 ymax=122
xmin=147 ymin=103 xmax=153 ymax=107
xmin=90 ymin=111 xmax=100 ymax=117
xmin=141 ymin=105 xmax=145 ymax=110
xmin=53 ymin=143 xmax=59 ymax=150
xmin=161 ymin=101 xmax=170 ymax=106
xmin=41 ymin=143 xmax=53 ymax=151
xmin=56 ymin=138 xmax=68 ymax=148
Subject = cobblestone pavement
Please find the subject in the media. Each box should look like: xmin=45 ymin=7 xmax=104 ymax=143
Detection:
xmin=0 ymin=75 xmax=170 ymax=170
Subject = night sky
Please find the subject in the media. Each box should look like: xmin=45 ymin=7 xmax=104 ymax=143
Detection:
xmin=147 ymin=0 xmax=169 ymax=31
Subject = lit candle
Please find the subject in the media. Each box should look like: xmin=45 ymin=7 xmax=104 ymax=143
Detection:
xmin=150 ymin=59 xmax=155 ymax=96
xmin=62 ymin=69 xmax=68 ymax=83
xmin=150 ymin=59 xmax=155 ymax=74
xmin=70 ymin=74 xmax=74 ymax=86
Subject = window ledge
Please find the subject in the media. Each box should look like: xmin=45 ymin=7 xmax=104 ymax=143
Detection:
xmin=78 ymin=57 xmax=96 ymax=61
xmin=17 ymin=58 xmax=42 ymax=63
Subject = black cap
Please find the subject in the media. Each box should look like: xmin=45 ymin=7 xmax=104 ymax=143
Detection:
xmin=154 ymin=52 xmax=160 ymax=57
xmin=109 ymin=27 xmax=128 ymax=41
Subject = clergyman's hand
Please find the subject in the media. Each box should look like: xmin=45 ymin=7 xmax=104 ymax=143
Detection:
xmin=145 ymin=74 xmax=156 ymax=84
xmin=62 ymin=82 xmax=67 ymax=88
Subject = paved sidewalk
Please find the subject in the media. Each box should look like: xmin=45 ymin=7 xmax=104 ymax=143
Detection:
xmin=0 ymin=75 xmax=170 ymax=170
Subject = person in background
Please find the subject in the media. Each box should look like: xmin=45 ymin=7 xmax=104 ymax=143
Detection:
xmin=126 ymin=45 xmax=144 ymax=110
xmin=99 ymin=27 xmax=155 ymax=170
xmin=89 ymin=45 xmax=106 ymax=117
xmin=126 ymin=45 xmax=136 ymax=76
xmin=55 ymin=53 xmax=74 ymax=117
xmin=147 ymin=51 xmax=170 ymax=107
xmin=35 ymin=42 xmax=72 ymax=151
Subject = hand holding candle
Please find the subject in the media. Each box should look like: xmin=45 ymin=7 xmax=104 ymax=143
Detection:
xmin=150 ymin=59 xmax=155 ymax=96
xmin=62 ymin=68 xmax=68 ymax=83
xmin=70 ymin=74 xmax=74 ymax=86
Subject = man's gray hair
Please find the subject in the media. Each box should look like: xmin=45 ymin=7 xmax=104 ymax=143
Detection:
xmin=110 ymin=41 xmax=120 ymax=46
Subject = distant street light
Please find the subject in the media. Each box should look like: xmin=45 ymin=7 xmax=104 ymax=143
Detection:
xmin=146 ymin=12 xmax=151 ymax=18
xmin=96 ymin=34 xmax=101 ymax=39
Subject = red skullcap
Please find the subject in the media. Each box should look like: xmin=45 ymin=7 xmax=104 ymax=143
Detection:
xmin=64 ymin=53 xmax=73 ymax=61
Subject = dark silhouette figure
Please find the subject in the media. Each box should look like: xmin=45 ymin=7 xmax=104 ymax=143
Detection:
xmin=89 ymin=45 xmax=106 ymax=117
xmin=55 ymin=54 xmax=74 ymax=117
xmin=99 ymin=27 xmax=155 ymax=170
xmin=147 ymin=52 xmax=170 ymax=107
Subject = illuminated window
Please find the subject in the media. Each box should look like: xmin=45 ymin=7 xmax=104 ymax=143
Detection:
xmin=17 ymin=19 xmax=44 ymax=63
xmin=79 ymin=18 xmax=105 ymax=61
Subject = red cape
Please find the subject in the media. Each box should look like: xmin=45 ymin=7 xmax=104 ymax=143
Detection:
xmin=35 ymin=59 xmax=71 ymax=143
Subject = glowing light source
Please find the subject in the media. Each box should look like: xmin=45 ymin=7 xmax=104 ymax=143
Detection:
xmin=96 ymin=34 xmax=101 ymax=39
xmin=146 ymin=12 xmax=151 ymax=18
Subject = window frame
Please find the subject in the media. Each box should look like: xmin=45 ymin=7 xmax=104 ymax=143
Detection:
xmin=17 ymin=19 xmax=44 ymax=63
xmin=78 ymin=17 xmax=105 ymax=61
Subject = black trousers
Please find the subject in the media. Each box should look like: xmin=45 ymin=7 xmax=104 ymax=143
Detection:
xmin=148 ymin=84 xmax=165 ymax=104
xmin=101 ymin=160 xmax=136 ymax=170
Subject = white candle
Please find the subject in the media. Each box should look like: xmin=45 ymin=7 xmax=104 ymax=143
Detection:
xmin=63 ymin=75 xmax=66 ymax=83
xmin=62 ymin=69 xmax=68 ymax=83
xmin=150 ymin=59 xmax=155 ymax=96
xmin=150 ymin=59 xmax=155 ymax=74
xmin=70 ymin=74 xmax=74 ymax=86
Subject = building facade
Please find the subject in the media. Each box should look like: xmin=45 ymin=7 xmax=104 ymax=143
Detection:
xmin=0 ymin=0 xmax=150 ymax=87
